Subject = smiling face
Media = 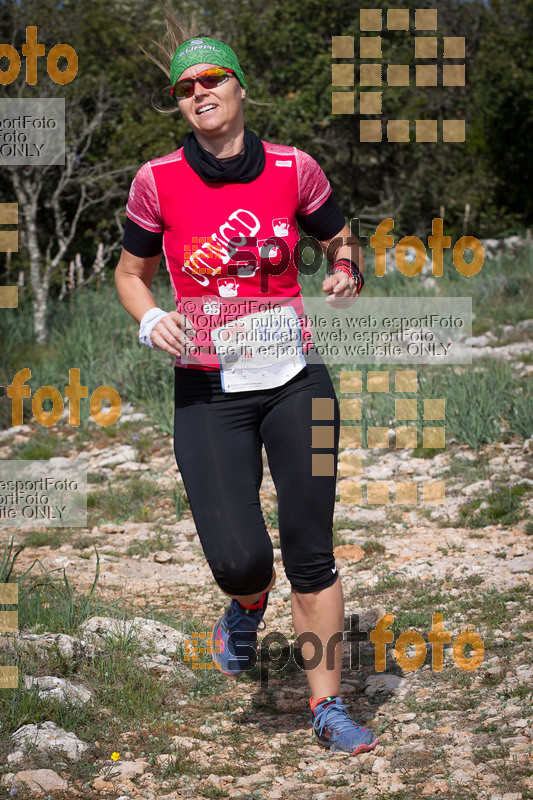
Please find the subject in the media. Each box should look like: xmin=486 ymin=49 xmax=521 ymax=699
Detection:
xmin=175 ymin=62 xmax=245 ymax=148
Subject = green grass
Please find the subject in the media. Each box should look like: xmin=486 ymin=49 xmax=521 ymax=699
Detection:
xmin=0 ymin=541 xmax=221 ymax=786
xmin=458 ymin=482 xmax=531 ymax=528
xmin=454 ymin=584 xmax=532 ymax=629
xmin=363 ymin=539 xmax=386 ymax=556
xmin=87 ymin=477 xmax=165 ymax=524
xmin=125 ymin=530 xmax=175 ymax=558
xmin=7 ymin=429 xmax=64 ymax=460
xmin=22 ymin=529 xmax=72 ymax=549
xmin=2 ymin=247 xmax=532 ymax=447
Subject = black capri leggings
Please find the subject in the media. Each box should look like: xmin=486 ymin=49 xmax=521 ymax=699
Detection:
xmin=173 ymin=359 xmax=340 ymax=596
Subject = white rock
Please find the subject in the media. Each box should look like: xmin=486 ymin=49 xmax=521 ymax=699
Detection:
xmin=135 ymin=652 xmax=187 ymax=676
xmin=337 ymin=508 xmax=387 ymax=523
xmin=461 ymin=480 xmax=491 ymax=496
xmin=402 ymin=722 xmax=421 ymax=736
xmin=1 ymin=768 xmax=68 ymax=793
xmin=464 ymin=335 xmax=492 ymax=347
xmin=10 ymin=721 xmax=89 ymax=763
xmin=345 ymin=606 xmax=387 ymax=631
xmin=153 ymin=550 xmax=173 ymax=564
xmin=22 ymin=675 xmax=92 ymax=705
xmin=99 ymin=523 xmax=125 ymax=534
xmin=115 ymin=461 xmax=149 ymax=472
xmin=364 ymin=674 xmax=404 ymax=694
xmin=80 ymin=615 xmax=187 ymax=655
xmin=0 ymin=424 xmax=32 ymax=441
xmin=1 ymin=632 xmax=96 ymax=662
xmin=449 ymin=767 xmax=474 ymax=783
xmin=92 ymin=445 xmax=136 ymax=468
xmin=117 ymin=412 xmax=147 ymax=423
xmin=171 ymin=735 xmax=198 ymax=750
xmin=173 ymin=519 xmax=197 ymax=540
xmin=507 ymin=554 xmax=533 ymax=573
xmin=96 ymin=759 xmax=150 ymax=780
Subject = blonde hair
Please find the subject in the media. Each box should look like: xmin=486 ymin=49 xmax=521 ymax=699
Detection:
xmin=143 ymin=2 xmax=269 ymax=113
xmin=142 ymin=3 xmax=206 ymax=80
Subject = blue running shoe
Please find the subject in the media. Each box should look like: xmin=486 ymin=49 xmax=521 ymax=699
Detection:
xmin=310 ymin=696 xmax=379 ymax=755
xmin=212 ymin=592 xmax=268 ymax=676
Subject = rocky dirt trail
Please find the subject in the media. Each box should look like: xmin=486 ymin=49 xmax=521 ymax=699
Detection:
xmin=0 ymin=332 xmax=532 ymax=800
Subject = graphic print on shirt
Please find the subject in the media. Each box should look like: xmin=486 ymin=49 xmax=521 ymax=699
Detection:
xmin=272 ymin=218 xmax=290 ymax=237
xmin=202 ymin=296 xmax=222 ymax=314
xmin=182 ymin=208 xmax=261 ymax=287
xmin=236 ymin=260 xmax=260 ymax=278
xmin=218 ymin=277 xmax=239 ymax=297
xmin=258 ymin=240 xmax=282 ymax=263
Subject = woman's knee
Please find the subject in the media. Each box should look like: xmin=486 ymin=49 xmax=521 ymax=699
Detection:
xmin=210 ymin=553 xmax=274 ymax=596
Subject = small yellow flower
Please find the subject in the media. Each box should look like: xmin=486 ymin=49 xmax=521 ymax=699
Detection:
xmin=111 ymin=752 xmax=120 ymax=761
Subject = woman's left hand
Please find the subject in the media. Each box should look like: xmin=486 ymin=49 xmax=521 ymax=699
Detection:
xmin=322 ymin=270 xmax=360 ymax=308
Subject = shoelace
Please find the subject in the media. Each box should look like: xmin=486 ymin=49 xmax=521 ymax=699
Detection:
xmin=312 ymin=698 xmax=365 ymax=738
xmin=225 ymin=600 xmax=267 ymax=638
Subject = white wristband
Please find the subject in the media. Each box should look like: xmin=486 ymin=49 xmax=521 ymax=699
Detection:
xmin=139 ymin=307 xmax=168 ymax=350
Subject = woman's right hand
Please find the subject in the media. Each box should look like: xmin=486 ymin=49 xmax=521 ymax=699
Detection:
xmin=151 ymin=310 xmax=196 ymax=357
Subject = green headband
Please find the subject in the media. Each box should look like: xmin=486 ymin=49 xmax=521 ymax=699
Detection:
xmin=170 ymin=37 xmax=247 ymax=90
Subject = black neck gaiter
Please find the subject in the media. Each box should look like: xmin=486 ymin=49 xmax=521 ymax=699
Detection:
xmin=183 ymin=128 xmax=266 ymax=183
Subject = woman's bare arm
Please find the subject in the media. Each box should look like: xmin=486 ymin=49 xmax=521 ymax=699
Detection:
xmin=115 ymin=248 xmax=192 ymax=356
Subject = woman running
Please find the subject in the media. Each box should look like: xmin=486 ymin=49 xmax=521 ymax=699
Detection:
xmin=115 ymin=14 xmax=378 ymax=756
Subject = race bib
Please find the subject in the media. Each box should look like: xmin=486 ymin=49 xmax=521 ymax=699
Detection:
xmin=211 ymin=306 xmax=306 ymax=392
